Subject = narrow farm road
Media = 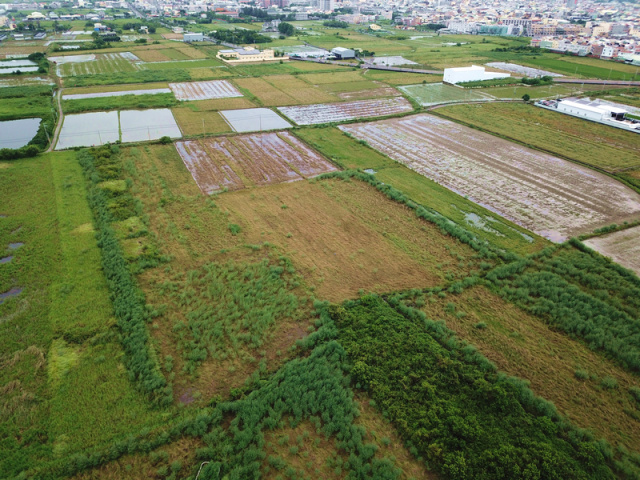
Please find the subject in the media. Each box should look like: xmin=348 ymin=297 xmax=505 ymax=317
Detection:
xmin=47 ymin=88 xmax=63 ymax=152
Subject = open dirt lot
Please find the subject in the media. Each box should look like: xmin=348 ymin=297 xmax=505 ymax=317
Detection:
xmin=278 ymin=97 xmax=413 ymax=125
xmin=216 ymin=179 xmax=479 ymax=301
xmin=176 ymin=131 xmax=337 ymax=194
xmin=584 ymin=226 xmax=640 ymax=276
xmin=340 ymin=114 xmax=640 ymax=241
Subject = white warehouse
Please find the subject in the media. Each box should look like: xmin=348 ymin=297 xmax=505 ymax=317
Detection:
xmin=443 ymin=65 xmax=510 ymax=85
xmin=556 ymin=99 xmax=627 ymax=122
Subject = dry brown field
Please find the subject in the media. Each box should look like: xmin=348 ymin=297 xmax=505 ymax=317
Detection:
xmin=340 ymin=114 xmax=640 ymax=241
xmin=132 ymin=49 xmax=172 ymax=62
xmin=171 ymin=108 xmax=232 ymax=137
xmin=337 ymin=86 xmax=402 ymax=100
xmin=216 ymin=178 xmax=482 ymax=302
xmin=235 ymin=77 xmax=293 ymax=106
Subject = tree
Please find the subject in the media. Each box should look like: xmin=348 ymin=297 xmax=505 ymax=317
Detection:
xmin=278 ymin=22 xmax=295 ymax=37
xmin=522 ymin=94 xmax=531 ymax=102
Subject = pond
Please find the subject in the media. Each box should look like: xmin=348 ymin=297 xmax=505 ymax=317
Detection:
xmin=0 ymin=118 xmax=41 ymax=149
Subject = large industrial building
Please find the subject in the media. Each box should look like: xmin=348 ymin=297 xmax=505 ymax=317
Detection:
xmin=443 ymin=65 xmax=510 ymax=85
xmin=537 ymin=97 xmax=640 ymax=133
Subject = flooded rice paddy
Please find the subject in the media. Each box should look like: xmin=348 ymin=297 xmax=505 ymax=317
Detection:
xmin=220 ymin=108 xmax=292 ymax=133
xmin=0 ymin=118 xmax=41 ymax=149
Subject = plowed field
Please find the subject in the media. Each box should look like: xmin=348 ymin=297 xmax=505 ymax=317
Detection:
xmin=169 ymin=80 xmax=243 ymax=101
xmin=278 ymin=97 xmax=413 ymax=125
xmin=340 ymin=114 xmax=640 ymax=241
xmin=176 ymin=131 xmax=337 ymax=194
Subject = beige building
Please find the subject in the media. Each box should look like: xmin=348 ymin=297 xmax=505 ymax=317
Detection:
xmin=216 ymin=46 xmax=286 ymax=63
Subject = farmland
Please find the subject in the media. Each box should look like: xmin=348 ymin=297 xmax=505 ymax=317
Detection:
xmin=215 ymin=178 xmax=483 ymax=302
xmin=168 ymin=79 xmax=242 ymax=101
xmin=340 ymin=114 xmax=640 ymax=241
xmin=176 ymin=131 xmax=337 ymax=193
xmin=4 ymin=21 xmax=640 ymax=480
xmin=584 ymin=225 xmax=640 ymax=276
xmin=52 ymin=52 xmax=143 ymax=77
xmin=278 ymin=97 xmax=413 ymax=125
xmin=435 ymin=102 xmax=640 ymax=172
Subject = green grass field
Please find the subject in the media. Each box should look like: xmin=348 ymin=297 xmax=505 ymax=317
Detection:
xmin=399 ymin=82 xmax=493 ymax=105
xmin=62 ymin=93 xmax=177 ymax=114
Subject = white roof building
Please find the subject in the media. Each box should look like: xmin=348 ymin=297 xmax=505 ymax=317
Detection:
xmin=443 ymin=65 xmax=510 ymax=85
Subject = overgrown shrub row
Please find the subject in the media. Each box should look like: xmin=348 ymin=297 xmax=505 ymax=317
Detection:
xmin=334 ymin=295 xmax=617 ymax=480
xmin=78 ymin=147 xmax=171 ymax=406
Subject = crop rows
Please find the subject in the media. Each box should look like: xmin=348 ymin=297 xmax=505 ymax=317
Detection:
xmin=176 ymin=131 xmax=336 ymax=194
xmin=340 ymin=114 xmax=640 ymax=241
xmin=278 ymin=97 xmax=413 ymax=125
xmin=168 ymin=80 xmax=243 ymax=101
xmin=56 ymin=53 xmax=142 ymax=77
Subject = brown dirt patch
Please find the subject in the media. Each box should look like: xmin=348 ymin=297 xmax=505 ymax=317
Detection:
xmin=171 ymin=108 xmax=232 ymax=137
xmin=161 ymin=33 xmax=184 ymax=40
xmin=338 ymin=86 xmax=402 ymax=100
xmin=418 ymin=285 xmax=640 ymax=451
xmin=217 ymin=178 xmax=479 ymax=302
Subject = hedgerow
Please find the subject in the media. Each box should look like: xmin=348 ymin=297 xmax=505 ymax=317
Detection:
xmin=78 ymin=146 xmax=171 ymax=406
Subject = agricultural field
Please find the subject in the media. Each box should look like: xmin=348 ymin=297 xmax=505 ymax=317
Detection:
xmin=340 ymin=114 xmax=640 ymax=241
xmin=584 ymin=225 xmax=640 ymax=276
xmin=56 ymin=108 xmax=181 ymax=149
xmin=400 ymin=82 xmax=494 ymax=106
xmin=435 ymin=102 xmax=640 ymax=172
xmin=51 ymin=52 xmax=143 ymax=77
xmin=169 ymin=80 xmax=242 ymax=101
xmin=215 ymin=178 xmax=482 ymax=302
xmin=234 ymin=75 xmax=337 ymax=107
xmin=171 ymin=108 xmax=233 ymax=137
xmin=61 ymin=92 xmax=177 ymax=114
xmin=220 ymin=108 xmax=292 ymax=132
xmin=176 ymin=131 xmax=337 ymax=193
xmin=278 ymin=97 xmax=413 ymax=125
xmin=5 ymin=21 xmax=640 ymax=480
xmin=294 ymin=126 xmax=545 ymax=255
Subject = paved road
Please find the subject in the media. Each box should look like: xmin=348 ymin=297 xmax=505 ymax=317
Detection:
xmin=555 ymin=78 xmax=640 ymax=86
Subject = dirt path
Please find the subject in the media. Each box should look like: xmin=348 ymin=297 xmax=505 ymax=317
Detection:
xmin=47 ymin=89 xmax=63 ymax=152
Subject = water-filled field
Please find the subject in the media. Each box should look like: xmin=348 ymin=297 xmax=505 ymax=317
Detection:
xmin=220 ymin=108 xmax=292 ymax=133
xmin=0 ymin=118 xmax=41 ymax=148
xmin=120 ymin=109 xmax=182 ymax=143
